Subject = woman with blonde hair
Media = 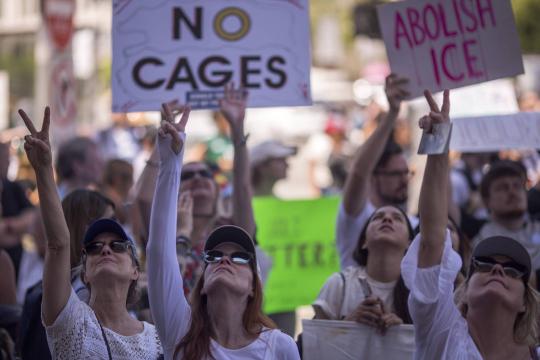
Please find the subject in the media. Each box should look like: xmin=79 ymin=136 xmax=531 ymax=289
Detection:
xmin=402 ymin=90 xmax=539 ymax=359
xmin=146 ymin=88 xmax=299 ymax=360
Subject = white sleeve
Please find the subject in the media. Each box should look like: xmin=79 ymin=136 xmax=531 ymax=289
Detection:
xmin=336 ymin=202 xmax=374 ymax=269
xmin=312 ymin=272 xmax=344 ymax=320
xmin=273 ymin=331 xmax=301 ymax=360
xmin=401 ymin=231 xmax=463 ymax=357
xmin=146 ymin=132 xmax=191 ymax=354
xmin=42 ymin=288 xmax=87 ymax=358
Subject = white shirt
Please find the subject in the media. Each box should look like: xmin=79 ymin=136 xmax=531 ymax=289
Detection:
xmin=44 ymin=288 xmax=162 ymax=360
xmin=401 ymin=232 xmax=484 ymax=359
xmin=146 ymin=133 xmax=300 ymax=360
xmin=313 ymin=266 xmax=396 ymax=320
xmin=336 ymin=202 xmax=419 ymax=269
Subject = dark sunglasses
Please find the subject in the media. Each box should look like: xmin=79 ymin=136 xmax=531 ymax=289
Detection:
xmin=181 ymin=169 xmax=213 ymax=181
xmin=203 ymin=250 xmax=252 ymax=265
xmin=84 ymin=240 xmax=131 ymax=256
xmin=472 ymin=257 xmax=526 ymax=279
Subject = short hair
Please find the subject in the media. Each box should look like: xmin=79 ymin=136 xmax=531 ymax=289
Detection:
xmin=102 ymin=159 xmax=133 ymax=187
xmin=55 ymin=137 xmax=97 ymax=182
xmin=375 ymin=140 xmax=403 ymax=171
xmin=479 ymin=160 xmax=527 ymax=201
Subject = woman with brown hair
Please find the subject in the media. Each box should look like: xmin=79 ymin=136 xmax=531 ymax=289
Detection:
xmin=146 ymin=95 xmax=299 ymax=360
xmin=313 ymin=204 xmax=413 ymax=332
xmin=402 ymin=90 xmax=540 ymax=359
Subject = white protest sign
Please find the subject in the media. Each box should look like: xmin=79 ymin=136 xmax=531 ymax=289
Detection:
xmin=377 ymin=0 xmax=524 ymax=98
xmin=451 ymin=112 xmax=540 ymax=152
xmin=302 ymin=319 xmax=415 ymax=360
xmin=112 ymin=0 xmax=312 ymax=112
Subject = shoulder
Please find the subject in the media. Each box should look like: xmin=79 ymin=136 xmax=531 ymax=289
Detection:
xmin=265 ymin=329 xmax=298 ymax=356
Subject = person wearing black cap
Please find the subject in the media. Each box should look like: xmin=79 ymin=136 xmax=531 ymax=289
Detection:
xmin=146 ymin=99 xmax=299 ymax=360
xmin=19 ymin=108 xmax=162 ymax=359
xmin=401 ymin=91 xmax=540 ymax=359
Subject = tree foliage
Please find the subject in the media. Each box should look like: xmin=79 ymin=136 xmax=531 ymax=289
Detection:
xmin=512 ymin=0 xmax=540 ymax=54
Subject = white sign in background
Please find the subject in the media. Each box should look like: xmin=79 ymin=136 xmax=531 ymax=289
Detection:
xmin=302 ymin=320 xmax=415 ymax=360
xmin=377 ymin=0 xmax=524 ymax=98
xmin=451 ymin=112 xmax=540 ymax=152
xmin=112 ymin=0 xmax=312 ymax=112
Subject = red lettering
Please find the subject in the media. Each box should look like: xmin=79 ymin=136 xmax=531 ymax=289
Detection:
xmin=431 ymin=47 xmax=442 ymax=86
xmin=476 ymin=0 xmax=496 ymax=28
xmin=440 ymin=3 xmax=458 ymax=37
xmin=451 ymin=0 xmax=464 ymax=33
xmin=461 ymin=0 xmax=478 ymax=32
xmin=441 ymin=43 xmax=464 ymax=82
xmin=406 ymin=8 xmax=425 ymax=46
xmin=423 ymin=4 xmax=440 ymax=40
xmin=463 ymin=39 xmax=484 ymax=78
xmin=394 ymin=12 xmax=412 ymax=49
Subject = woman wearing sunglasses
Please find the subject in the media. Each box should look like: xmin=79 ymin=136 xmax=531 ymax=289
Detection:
xmin=146 ymin=101 xmax=299 ymax=360
xmin=18 ymin=108 xmax=162 ymax=359
xmin=401 ymin=90 xmax=540 ymax=359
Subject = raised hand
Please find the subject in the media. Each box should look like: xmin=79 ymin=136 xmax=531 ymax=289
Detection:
xmin=219 ymin=82 xmax=248 ymax=135
xmin=419 ymin=89 xmax=450 ymax=134
xmin=18 ymin=107 xmax=52 ymax=170
xmin=384 ymin=74 xmax=410 ymax=113
xmin=177 ymin=191 xmax=193 ymax=238
xmin=160 ymin=101 xmax=191 ymax=154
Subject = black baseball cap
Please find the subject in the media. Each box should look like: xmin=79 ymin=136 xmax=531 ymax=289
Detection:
xmin=84 ymin=218 xmax=133 ymax=246
xmin=204 ymin=225 xmax=256 ymax=257
xmin=471 ymin=236 xmax=531 ymax=281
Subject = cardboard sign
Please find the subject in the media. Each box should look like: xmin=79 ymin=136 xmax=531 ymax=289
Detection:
xmin=253 ymin=197 xmax=340 ymax=314
xmin=377 ymin=0 xmax=524 ymax=98
xmin=302 ymin=320 xmax=415 ymax=360
xmin=451 ymin=112 xmax=540 ymax=152
xmin=112 ymin=0 xmax=312 ymax=112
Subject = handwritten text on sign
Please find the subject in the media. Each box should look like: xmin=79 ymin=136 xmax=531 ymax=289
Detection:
xmin=112 ymin=0 xmax=312 ymax=112
xmin=377 ymin=0 xmax=524 ymax=98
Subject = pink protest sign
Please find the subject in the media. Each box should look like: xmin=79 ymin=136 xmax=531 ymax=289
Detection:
xmin=377 ymin=0 xmax=524 ymax=98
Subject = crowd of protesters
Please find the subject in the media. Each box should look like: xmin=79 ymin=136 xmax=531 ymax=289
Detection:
xmin=0 ymin=76 xmax=539 ymax=359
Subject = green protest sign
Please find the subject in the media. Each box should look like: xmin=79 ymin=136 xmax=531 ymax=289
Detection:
xmin=253 ymin=196 xmax=340 ymax=314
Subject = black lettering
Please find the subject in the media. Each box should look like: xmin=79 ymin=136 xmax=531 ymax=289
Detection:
xmin=199 ymin=56 xmax=233 ymax=87
xmin=172 ymin=7 xmax=203 ymax=40
xmin=298 ymin=243 xmax=308 ymax=267
xmin=166 ymin=58 xmax=198 ymax=90
xmin=313 ymin=243 xmax=324 ymax=266
xmin=132 ymin=57 xmax=165 ymax=89
xmin=284 ymin=244 xmax=294 ymax=267
xmin=265 ymin=56 xmax=287 ymax=89
xmin=240 ymin=56 xmax=261 ymax=88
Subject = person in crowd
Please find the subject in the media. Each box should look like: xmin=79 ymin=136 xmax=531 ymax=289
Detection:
xmin=55 ymin=136 xmax=104 ymax=199
xmin=97 ymin=112 xmax=141 ymax=162
xmin=0 ymin=249 xmax=18 ymax=350
xmin=448 ymin=216 xmax=471 ymax=286
xmin=250 ymin=140 xmax=296 ymax=197
xmin=474 ymin=160 xmax=540 ymax=288
xmin=337 ymin=74 xmax=414 ymax=271
xmin=313 ymin=204 xmax=413 ymax=333
xmin=18 ymin=189 xmax=115 ymax=360
xmin=19 ymin=107 xmax=162 ymax=359
xmin=146 ymin=98 xmax=299 ymax=360
xmin=402 ymin=89 xmax=540 ymax=359
xmin=101 ymin=159 xmax=134 ymax=224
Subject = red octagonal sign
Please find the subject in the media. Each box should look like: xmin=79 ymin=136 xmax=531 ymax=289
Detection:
xmin=43 ymin=0 xmax=75 ymax=50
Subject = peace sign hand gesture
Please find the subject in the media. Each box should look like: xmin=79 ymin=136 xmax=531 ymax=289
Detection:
xmin=160 ymin=101 xmax=191 ymax=155
xmin=18 ymin=107 xmax=52 ymax=170
xmin=419 ymin=89 xmax=450 ymax=134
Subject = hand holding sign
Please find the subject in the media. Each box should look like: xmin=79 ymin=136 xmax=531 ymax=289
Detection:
xmin=160 ymin=101 xmax=191 ymax=155
xmin=418 ymin=90 xmax=452 ymax=155
xmin=19 ymin=107 xmax=52 ymax=170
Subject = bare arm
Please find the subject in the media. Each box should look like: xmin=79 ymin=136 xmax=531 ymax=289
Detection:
xmin=18 ymin=108 xmax=71 ymax=326
xmin=342 ymin=75 xmax=409 ymax=216
xmin=418 ymin=90 xmax=451 ymax=268
xmin=220 ymin=84 xmax=256 ymax=236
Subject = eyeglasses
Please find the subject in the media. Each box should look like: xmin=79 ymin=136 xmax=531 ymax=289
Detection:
xmin=472 ymin=257 xmax=526 ymax=279
xmin=203 ymin=250 xmax=253 ymax=265
xmin=181 ymin=169 xmax=213 ymax=181
xmin=84 ymin=240 xmax=131 ymax=256
xmin=374 ymin=169 xmax=414 ymax=178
